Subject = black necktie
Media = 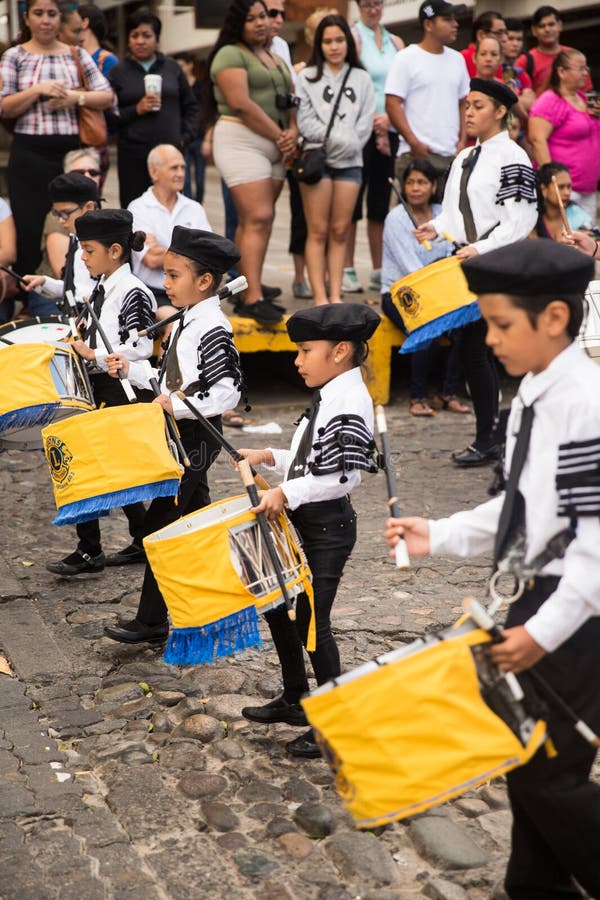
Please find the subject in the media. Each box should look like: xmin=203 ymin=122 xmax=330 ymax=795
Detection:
xmin=287 ymin=391 xmax=321 ymax=480
xmin=163 ymin=322 xmax=185 ymax=392
xmin=494 ymin=404 xmax=534 ymax=566
xmin=458 ymin=145 xmax=482 ymax=245
xmin=62 ymin=234 xmax=77 ymax=301
xmin=86 ymin=283 xmax=105 ymax=350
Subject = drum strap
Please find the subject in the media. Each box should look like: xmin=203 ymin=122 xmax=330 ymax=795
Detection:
xmin=287 ymin=391 xmax=321 ymax=480
xmin=494 ymin=403 xmax=534 ymax=567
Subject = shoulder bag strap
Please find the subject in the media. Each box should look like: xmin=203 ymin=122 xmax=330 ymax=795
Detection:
xmin=70 ymin=46 xmax=88 ymax=90
xmin=323 ymin=65 xmax=351 ymax=145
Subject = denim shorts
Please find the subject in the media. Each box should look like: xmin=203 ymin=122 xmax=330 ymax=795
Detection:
xmin=323 ymin=165 xmax=363 ymax=184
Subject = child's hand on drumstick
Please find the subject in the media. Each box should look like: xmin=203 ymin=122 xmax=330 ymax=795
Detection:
xmin=489 ymin=625 xmax=546 ymax=674
xmin=414 ymin=224 xmax=437 ymax=245
xmin=385 ymin=516 xmax=431 ymax=557
xmin=106 ymin=353 xmax=130 ymax=377
xmin=455 ymin=245 xmax=479 ymax=260
xmin=236 ymin=448 xmax=275 ymax=469
xmin=71 ymin=339 xmax=97 ymax=361
xmin=153 ymin=393 xmax=174 ymax=416
xmin=252 ymin=486 xmax=287 ymax=519
xmin=20 ymin=274 xmax=46 ymax=292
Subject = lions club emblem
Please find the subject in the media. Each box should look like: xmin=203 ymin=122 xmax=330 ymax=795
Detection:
xmin=45 ymin=436 xmax=73 ymax=486
xmin=397 ymin=285 xmax=421 ymax=320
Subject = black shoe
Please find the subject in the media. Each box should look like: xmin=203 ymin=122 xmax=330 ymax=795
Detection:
xmin=242 ymin=695 xmax=308 ymax=726
xmin=236 ymin=299 xmax=284 ymax=325
xmin=261 ymin=283 xmax=282 ymax=301
xmin=103 ymin=617 xmax=169 ymax=644
xmin=286 ymin=728 xmax=322 ymax=759
xmin=452 ymin=444 xmax=501 ymax=467
xmin=46 ymin=549 xmax=105 ymax=576
xmin=104 ymin=543 xmax=146 ymax=567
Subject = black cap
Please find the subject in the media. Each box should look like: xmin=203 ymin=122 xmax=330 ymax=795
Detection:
xmin=168 ymin=226 xmax=241 ymax=274
xmin=469 ymin=77 xmax=518 ymax=109
xmin=48 ymin=172 xmax=98 ymax=205
xmin=419 ymin=0 xmax=466 ymax=23
xmin=461 ymin=239 xmax=594 ymax=297
xmin=287 ymin=303 xmax=381 ymax=344
xmin=75 ymin=209 xmax=133 ymax=243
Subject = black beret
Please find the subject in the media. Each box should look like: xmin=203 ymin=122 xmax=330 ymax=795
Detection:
xmin=75 ymin=208 xmax=133 ymax=243
xmin=461 ymin=239 xmax=594 ymax=297
xmin=470 ymin=77 xmax=518 ymax=109
xmin=287 ymin=303 xmax=381 ymax=344
xmin=168 ymin=226 xmax=241 ymax=274
xmin=48 ymin=172 xmax=98 ymax=205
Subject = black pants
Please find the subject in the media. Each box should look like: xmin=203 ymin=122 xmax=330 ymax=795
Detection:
xmin=460 ymin=318 xmax=499 ymax=449
xmin=136 ymin=417 xmax=222 ymax=625
xmin=264 ymin=497 xmax=356 ymax=699
xmin=117 ymin=142 xmax=153 ymax=210
xmin=9 ymin=133 xmax=80 ymax=274
xmin=504 ymin=578 xmax=600 ymax=899
xmin=76 ymin=373 xmax=151 ymax=557
xmin=287 ymin=170 xmax=307 ymax=257
xmin=353 ymin=130 xmax=400 ymax=224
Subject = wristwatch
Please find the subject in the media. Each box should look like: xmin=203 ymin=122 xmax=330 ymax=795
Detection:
xmin=78 ymin=92 xmax=85 ymax=107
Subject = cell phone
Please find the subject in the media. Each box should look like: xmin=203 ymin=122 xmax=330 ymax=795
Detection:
xmin=586 ymin=91 xmax=598 ymax=107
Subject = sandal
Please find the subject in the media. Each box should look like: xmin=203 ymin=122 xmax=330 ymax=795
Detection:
xmin=433 ymin=395 xmax=471 ymax=414
xmin=222 ymin=410 xmax=251 ymax=429
xmin=409 ymin=399 xmax=436 ymax=417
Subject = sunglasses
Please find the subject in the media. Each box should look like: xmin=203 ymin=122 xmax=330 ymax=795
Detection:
xmin=70 ymin=167 xmax=100 ymax=178
xmin=51 ymin=204 xmax=83 ymax=221
xmin=267 ymin=8 xmax=285 ymax=19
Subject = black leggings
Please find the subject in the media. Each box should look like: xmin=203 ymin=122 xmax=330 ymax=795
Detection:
xmin=460 ymin=318 xmax=499 ymax=449
xmin=264 ymin=498 xmax=356 ymax=700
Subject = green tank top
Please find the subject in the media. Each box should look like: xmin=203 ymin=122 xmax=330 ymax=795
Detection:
xmin=210 ymin=44 xmax=291 ymax=127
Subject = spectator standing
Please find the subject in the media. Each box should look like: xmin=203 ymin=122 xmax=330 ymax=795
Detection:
xmin=173 ymin=52 xmax=208 ymax=204
xmin=296 ymin=14 xmax=375 ymax=306
xmin=343 ymin=0 xmax=404 ymax=295
xmin=0 ymin=0 xmax=113 ymax=274
xmin=58 ymin=7 xmax=84 ymax=47
xmin=501 ymin=19 xmax=535 ymax=122
xmin=128 ymin=144 xmax=211 ymax=312
xmin=461 ymin=11 xmax=506 ymax=78
xmin=208 ymin=0 xmax=297 ymax=325
xmin=517 ymin=6 xmax=592 ymax=96
xmin=108 ymin=10 xmax=199 ymax=209
xmin=78 ymin=4 xmax=118 ymax=77
xmin=385 ymin=0 xmax=469 ymax=188
xmin=529 ymin=51 xmax=600 ymax=223
xmin=0 ymin=199 xmax=18 ymax=324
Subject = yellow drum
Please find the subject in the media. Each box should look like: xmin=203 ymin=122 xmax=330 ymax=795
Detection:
xmin=0 ymin=342 xmax=94 ymax=450
xmin=390 ymin=256 xmax=478 ymax=354
xmin=144 ymin=494 xmax=314 ymax=666
xmin=302 ymin=614 xmax=547 ymax=829
xmin=42 ymin=402 xmax=182 ymax=526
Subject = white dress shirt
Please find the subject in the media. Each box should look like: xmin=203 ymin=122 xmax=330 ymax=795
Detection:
xmin=85 ymin=263 xmax=156 ymax=366
xmin=128 ymin=188 xmax=212 ymax=291
xmin=429 ymin=342 xmax=600 ymax=653
xmin=41 ymin=243 xmax=97 ymax=302
xmin=265 ymin=367 xmax=376 ymax=511
xmin=127 ymin=295 xmax=241 ymax=421
xmin=430 ymin=131 xmax=538 ymax=254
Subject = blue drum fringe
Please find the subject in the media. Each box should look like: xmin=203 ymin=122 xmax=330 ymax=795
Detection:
xmin=400 ymin=302 xmax=482 ymax=354
xmin=52 ymin=478 xmax=180 ymax=526
xmin=0 ymin=402 xmax=61 ymax=435
xmin=163 ymin=606 xmax=262 ymax=666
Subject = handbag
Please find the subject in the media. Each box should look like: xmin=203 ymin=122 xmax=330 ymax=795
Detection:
xmin=70 ymin=47 xmax=107 ymax=147
xmin=293 ymin=66 xmax=351 ymax=185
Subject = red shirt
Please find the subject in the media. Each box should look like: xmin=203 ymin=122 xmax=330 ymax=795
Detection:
xmin=516 ymin=45 xmax=593 ymax=96
xmin=461 ymin=43 xmax=503 ymax=79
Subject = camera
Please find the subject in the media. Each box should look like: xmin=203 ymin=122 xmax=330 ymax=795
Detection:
xmin=276 ymin=92 xmax=300 ymax=110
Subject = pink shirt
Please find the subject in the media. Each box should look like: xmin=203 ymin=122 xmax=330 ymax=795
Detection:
xmin=530 ymin=89 xmax=600 ymax=194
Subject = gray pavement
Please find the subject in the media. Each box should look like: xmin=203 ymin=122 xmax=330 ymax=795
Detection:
xmin=1 ymin=161 xmax=597 ymax=898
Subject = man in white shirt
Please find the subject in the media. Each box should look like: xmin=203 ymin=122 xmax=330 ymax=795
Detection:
xmin=385 ymin=0 xmax=469 ymax=186
xmin=128 ymin=144 xmax=211 ymax=311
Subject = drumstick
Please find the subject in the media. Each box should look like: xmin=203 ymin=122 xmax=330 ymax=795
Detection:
xmin=174 ymin=391 xmax=270 ymax=491
xmin=375 ymin=404 xmax=410 ymax=570
xmin=551 ymin=175 xmax=571 ymax=235
xmin=141 ymin=360 xmax=190 ymax=468
xmin=0 ymin=265 xmax=27 ymax=288
xmin=387 ymin=178 xmax=431 ymax=251
xmin=238 ymin=458 xmax=296 ymax=622
xmin=80 ymin=292 xmax=137 ymax=403
xmin=464 ymin=598 xmax=600 ymax=749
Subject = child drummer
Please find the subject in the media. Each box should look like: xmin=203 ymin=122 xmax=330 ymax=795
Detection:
xmin=385 ymin=240 xmax=600 ymax=898
xmin=103 ymin=227 xmax=243 ymax=646
xmin=46 ymin=209 xmax=157 ymax=576
xmin=239 ymin=303 xmax=380 ymax=759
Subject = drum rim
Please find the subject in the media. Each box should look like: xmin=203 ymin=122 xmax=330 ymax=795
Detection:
xmin=0 ymin=315 xmax=70 ymax=334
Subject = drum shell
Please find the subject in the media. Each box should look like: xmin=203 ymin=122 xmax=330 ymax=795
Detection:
xmin=302 ymin=621 xmax=546 ymax=828
xmin=578 ymin=280 xmax=600 ymax=366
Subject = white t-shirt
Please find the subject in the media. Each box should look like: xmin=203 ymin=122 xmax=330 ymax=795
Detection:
xmin=271 ymin=35 xmax=296 ymax=87
xmin=384 ymin=44 xmax=469 ymax=157
xmin=128 ymin=188 xmax=211 ymax=291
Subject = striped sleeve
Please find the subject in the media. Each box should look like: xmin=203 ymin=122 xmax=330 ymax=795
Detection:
xmin=184 ymin=326 xmax=244 ymax=397
xmin=309 ymin=413 xmax=379 ymax=483
xmin=556 ymin=437 xmax=600 ymax=516
xmin=495 ymin=164 xmax=537 ymax=205
xmin=118 ymin=288 xmax=155 ymax=342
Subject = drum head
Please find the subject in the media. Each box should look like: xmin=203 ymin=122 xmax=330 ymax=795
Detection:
xmin=0 ymin=316 xmax=71 ymax=345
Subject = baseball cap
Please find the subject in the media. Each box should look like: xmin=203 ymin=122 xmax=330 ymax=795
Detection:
xmin=419 ymin=0 xmax=466 ymax=23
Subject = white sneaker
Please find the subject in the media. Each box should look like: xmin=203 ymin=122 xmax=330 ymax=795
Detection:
xmin=369 ymin=269 xmax=381 ymax=291
xmin=342 ymin=268 xmax=364 ymax=293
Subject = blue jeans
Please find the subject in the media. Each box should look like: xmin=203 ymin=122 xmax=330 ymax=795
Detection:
xmin=183 ymin=138 xmax=207 ymax=203
xmin=27 ymin=291 xmax=61 ymax=317
xmin=221 ymin=180 xmax=239 ymax=278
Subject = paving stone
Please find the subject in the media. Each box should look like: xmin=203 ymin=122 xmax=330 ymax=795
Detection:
xmin=318 ymin=887 xmax=352 ymax=900
xmin=180 ymin=713 xmax=222 ymax=742
xmin=177 ymin=772 xmax=228 ymax=799
xmin=157 ymin=740 xmax=206 ymax=770
xmin=479 ymin=785 xmax=509 ymax=810
xmin=190 ymin=666 xmax=247 ymax=695
xmin=216 ymin=831 xmax=248 ymax=851
xmin=202 ymin=800 xmax=240 ymax=832
xmin=203 ymin=692 xmax=258 ymax=720
xmin=154 ymin=690 xmax=186 ymax=706
xmin=325 ymin=832 xmax=401 ymax=884
xmin=83 ymin=717 xmax=128 ymax=736
xmin=409 ymin=816 xmax=489 ymax=871
xmin=247 ymin=802 xmax=288 ymax=821
xmin=453 ymin=798 xmax=489 ymax=818
xmin=234 ymin=847 xmax=280 ymax=879
xmin=476 ymin=809 xmax=512 ymax=848
xmin=282 ymin=776 xmax=320 ymax=803
xmin=266 ymin=817 xmax=298 ymax=837
xmin=95 ymin=682 xmax=144 ymax=705
xmin=294 ymin=802 xmax=335 ymax=838
xmin=114 ymin=697 xmax=152 ymax=719
xmin=276 ymin=831 xmax=314 ymax=859
xmin=238 ymin=779 xmax=283 ymax=804
xmin=212 ymin=739 xmax=245 ymax=761
xmin=423 ymin=877 xmax=471 ymax=900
